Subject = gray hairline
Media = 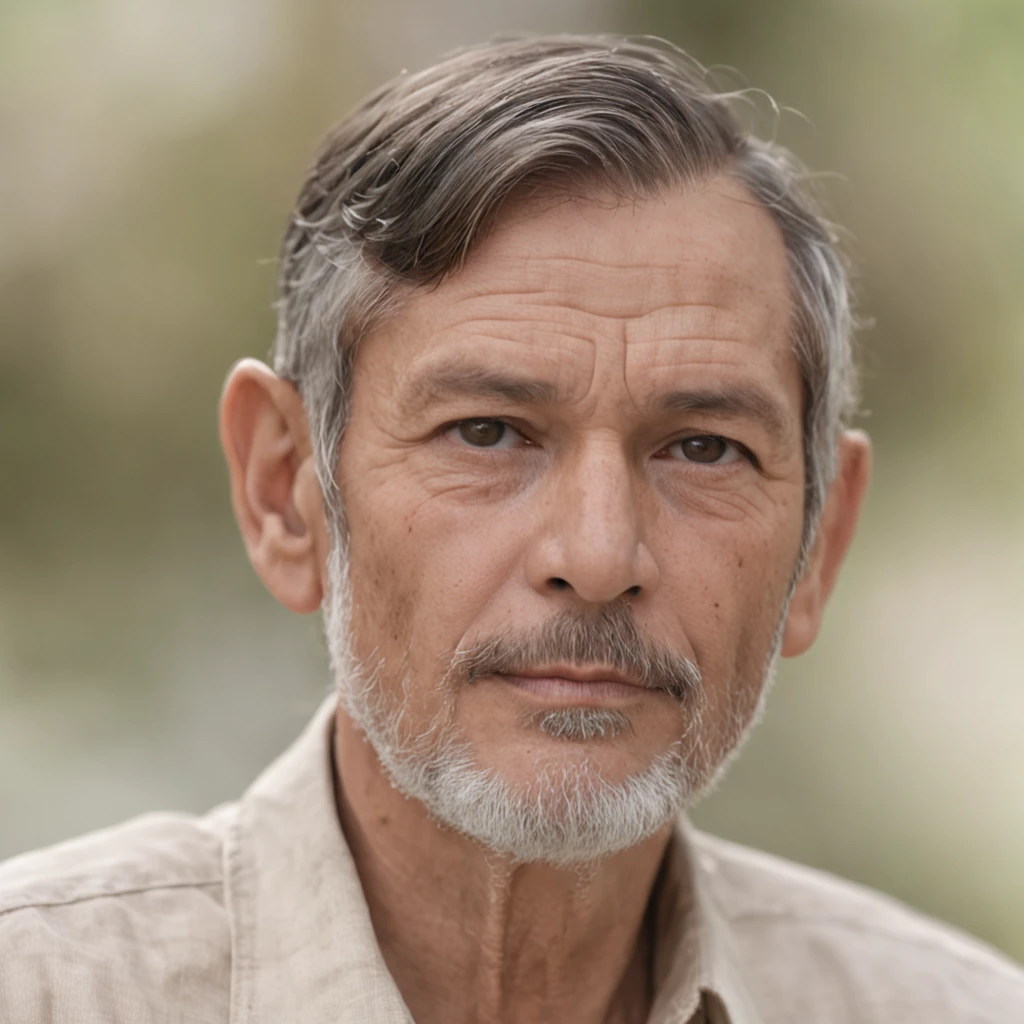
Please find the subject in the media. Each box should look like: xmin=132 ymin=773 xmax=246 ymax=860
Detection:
xmin=275 ymin=165 xmax=855 ymax=577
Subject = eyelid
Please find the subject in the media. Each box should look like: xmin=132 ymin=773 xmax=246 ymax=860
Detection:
xmin=437 ymin=421 xmax=760 ymax=467
xmin=661 ymin=433 xmax=759 ymax=469
xmin=442 ymin=417 xmax=531 ymax=450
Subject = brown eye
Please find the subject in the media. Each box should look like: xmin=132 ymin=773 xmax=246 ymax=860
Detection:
xmin=681 ymin=436 xmax=726 ymax=462
xmin=456 ymin=419 xmax=507 ymax=447
xmin=668 ymin=435 xmax=740 ymax=465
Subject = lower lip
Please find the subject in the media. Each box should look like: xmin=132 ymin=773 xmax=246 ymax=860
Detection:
xmin=497 ymin=674 xmax=649 ymax=703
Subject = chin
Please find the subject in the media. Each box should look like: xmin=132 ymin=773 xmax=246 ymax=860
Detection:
xmin=341 ymin=663 xmax=703 ymax=864
xmin=419 ymin=733 xmax=695 ymax=866
xmin=507 ymin=735 xmax=651 ymax=774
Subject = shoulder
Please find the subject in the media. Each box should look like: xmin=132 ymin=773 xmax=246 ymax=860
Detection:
xmin=691 ymin=829 xmax=1024 ymax=1023
xmin=0 ymin=807 xmax=235 ymax=1023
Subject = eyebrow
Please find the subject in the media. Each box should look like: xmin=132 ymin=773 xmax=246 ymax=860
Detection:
xmin=657 ymin=384 xmax=791 ymax=441
xmin=403 ymin=362 xmax=793 ymax=442
xmin=404 ymin=364 xmax=560 ymax=412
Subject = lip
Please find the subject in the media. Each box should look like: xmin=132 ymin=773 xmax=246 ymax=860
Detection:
xmin=513 ymin=665 xmax=643 ymax=688
xmin=492 ymin=666 xmax=652 ymax=706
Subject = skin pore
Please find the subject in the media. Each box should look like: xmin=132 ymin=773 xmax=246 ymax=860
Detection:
xmin=220 ymin=177 xmax=871 ymax=1024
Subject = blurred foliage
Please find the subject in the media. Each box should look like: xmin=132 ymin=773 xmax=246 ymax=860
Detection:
xmin=1 ymin=0 xmax=1021 ymax=961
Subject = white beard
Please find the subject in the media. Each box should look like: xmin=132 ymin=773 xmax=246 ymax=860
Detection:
xmin=323 ymin=521 xmax=790 ymax=867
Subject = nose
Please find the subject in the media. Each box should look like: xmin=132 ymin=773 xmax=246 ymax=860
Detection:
xmin=525 ymin=439 xmax=660 ymax=606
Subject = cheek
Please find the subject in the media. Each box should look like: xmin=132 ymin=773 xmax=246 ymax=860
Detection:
xmin=337 ymin=437 xmax=425 ymax=659
xmin=345 ymin=507 xmax=417 ymax=658
xmin=657 ymin=511 xmax=800 ymax=694
xmin=342 ymin=467 xmax=533 ymax=675
xmin=342 ymin=500 xmax=442 ymax=738
xmin=403 ymin=494 xmax=534 ymax=643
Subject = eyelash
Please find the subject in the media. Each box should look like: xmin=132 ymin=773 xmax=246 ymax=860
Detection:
xmin=659 ymin=435 xmax=761 ymax=471
xmin=443 ymin=418 xmax=759 ymax=469
xmin=442 ymin=418 xmax=535 ymax=451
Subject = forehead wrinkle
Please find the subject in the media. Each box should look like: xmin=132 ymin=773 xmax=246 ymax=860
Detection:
xmin=381 ymin=182 xmax=794 ymax=422
xmin=448 ymin=252 xmax=753 ymax=323
xmin=446 ymin=176 xmax=790 ymax=318
xmin=438 ymin=312 xmax=609 ymax=351
xmin=380 ymin=283 xmax=602 ymax=391
xmin=409 ymin=361 xmax=559 ymax=407
xmin=432 ymin=286 xmax=707 ymax=329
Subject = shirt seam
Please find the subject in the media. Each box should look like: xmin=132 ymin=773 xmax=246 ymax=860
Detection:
xmin=0 ymin=877 xmax=224 ymax=919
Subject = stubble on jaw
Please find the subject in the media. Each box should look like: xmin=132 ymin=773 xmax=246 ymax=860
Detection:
xmin=334 ymin=589 xmax=703 ymax=863
xmin=328 ymin=511 xmax=797 ymax=863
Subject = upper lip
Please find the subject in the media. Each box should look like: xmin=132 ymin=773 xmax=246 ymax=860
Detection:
xmin=505 ymin=665 xmax=643 ymax=688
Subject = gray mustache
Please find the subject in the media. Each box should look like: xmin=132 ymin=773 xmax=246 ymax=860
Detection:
xmin=450 ymin=603 xmax=702 ymax=704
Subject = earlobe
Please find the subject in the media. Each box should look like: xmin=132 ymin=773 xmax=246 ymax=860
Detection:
xmin=780 ymin=570 xmax=822 ymax=657
xmin=781 ymin=430 xmax=872 ymax=657
xmin=219 ymin=359 xmax=327 ymax=614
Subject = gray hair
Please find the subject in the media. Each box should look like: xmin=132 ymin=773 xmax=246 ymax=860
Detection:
xmin=271 ymin=35 xmax=859 ymax=566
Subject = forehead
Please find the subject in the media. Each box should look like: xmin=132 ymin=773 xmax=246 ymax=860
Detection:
xmin=365 ymin=177 xmax=798 ymax=409
xmin=468 ymin=178 xmax=788 ymax=313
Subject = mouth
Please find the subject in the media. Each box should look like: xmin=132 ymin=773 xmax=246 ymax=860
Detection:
xmin=491 ymin=665 xmax=655 ymax=706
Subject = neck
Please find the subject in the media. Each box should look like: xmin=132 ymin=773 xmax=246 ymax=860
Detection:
xmin=333 ymin=709 xmax=671 ymax=1024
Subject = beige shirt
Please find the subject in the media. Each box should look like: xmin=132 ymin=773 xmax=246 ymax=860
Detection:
xmin=1 ymin=697 xmax=1021 ymax=1023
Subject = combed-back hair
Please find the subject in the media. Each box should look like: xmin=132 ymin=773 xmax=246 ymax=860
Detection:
xmin=271 ymin=34 xmax=859 ymax=567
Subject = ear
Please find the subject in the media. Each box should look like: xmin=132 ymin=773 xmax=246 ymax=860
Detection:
xmin=781 ymin=430 xmax=872 ymax=657
xmin=219 ymin=358 xmax=328 ymax=614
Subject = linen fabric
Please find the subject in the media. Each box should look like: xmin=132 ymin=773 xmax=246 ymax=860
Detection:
xmin=1 ymin=697 xmax=1021 ymax=1023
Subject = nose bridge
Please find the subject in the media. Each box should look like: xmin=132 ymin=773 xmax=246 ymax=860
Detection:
xmin=566 ymin=435 xmax=635 ymax=535
xmin=546 ymin=434 xmax=652 ymax=602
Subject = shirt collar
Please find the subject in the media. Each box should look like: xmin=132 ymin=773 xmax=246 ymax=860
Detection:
xmin=649 ymin=818 xmax=765 ymax=1024
xmin=225 ymin=695 xmax=413 ymax=1022
xmin=225 ymin=694 xmax=762 ymax=1024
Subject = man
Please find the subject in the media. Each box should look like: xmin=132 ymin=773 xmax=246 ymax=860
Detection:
xmin=1 ymin=34 xmax=1021 ymax=1024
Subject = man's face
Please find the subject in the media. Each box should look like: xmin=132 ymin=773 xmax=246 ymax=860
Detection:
xmin=335 ymin=178 xmax=805 ymax=841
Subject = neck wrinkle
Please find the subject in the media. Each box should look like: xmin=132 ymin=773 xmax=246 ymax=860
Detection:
xmin=334 ymin=707 xmax=671 ymax=1024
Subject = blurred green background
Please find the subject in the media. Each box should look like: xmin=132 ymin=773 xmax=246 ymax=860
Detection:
xmin=1 ymin=0 xmax=1021 ymax=961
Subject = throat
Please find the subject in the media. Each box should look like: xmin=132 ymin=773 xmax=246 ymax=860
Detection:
xmin=334 ymin=719 xmax=667 ymax=1024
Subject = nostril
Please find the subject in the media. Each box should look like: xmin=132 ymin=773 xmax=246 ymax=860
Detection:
xmin=626 ymin=585 xmax=641 ymax=598
xmin=550 ymin=578 xmax=570 ymax=591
